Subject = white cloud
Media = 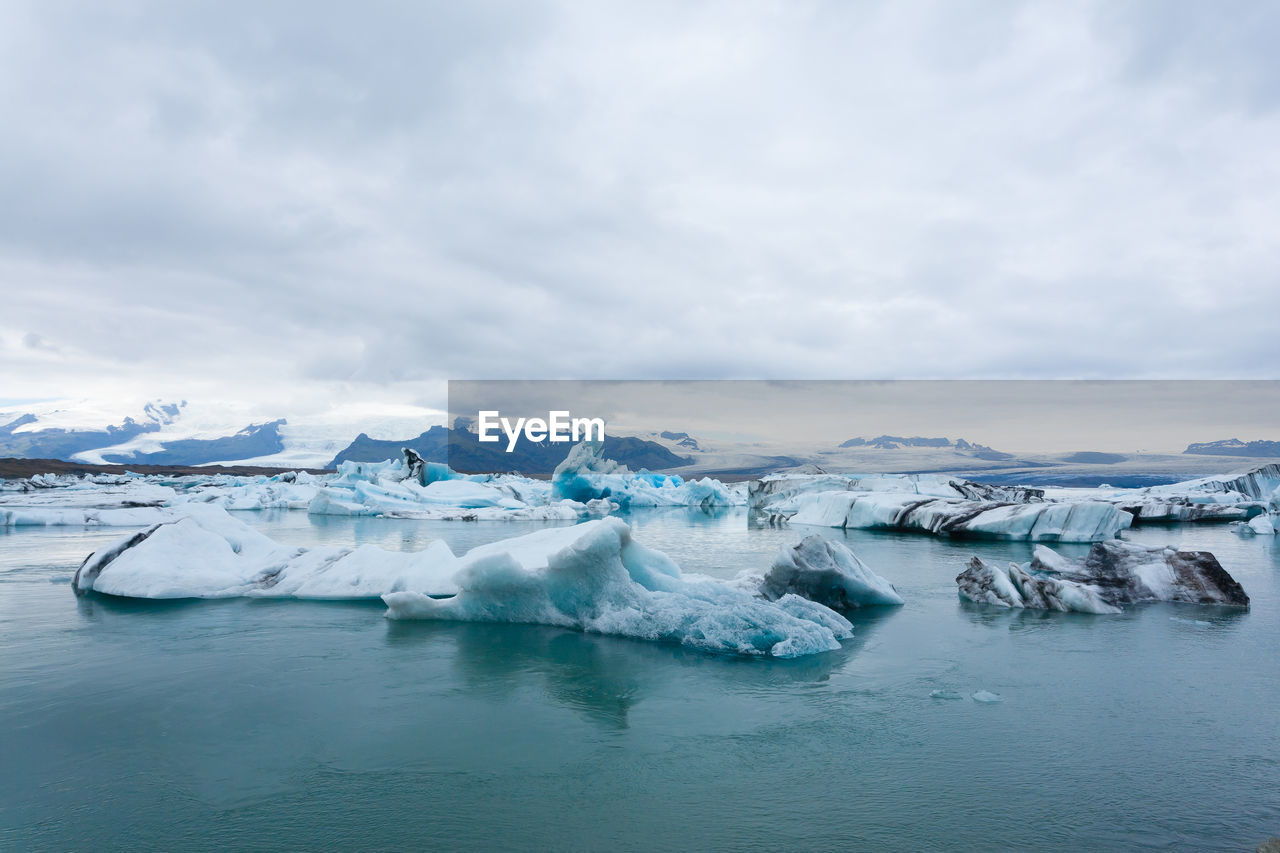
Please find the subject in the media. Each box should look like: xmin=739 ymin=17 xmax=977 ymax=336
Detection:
xmin=2 ymin=0 xmax=1277 ymax=417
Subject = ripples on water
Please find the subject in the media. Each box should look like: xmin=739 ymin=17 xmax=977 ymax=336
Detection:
xmin=1 ymin=509 xmax=1277 ymax=851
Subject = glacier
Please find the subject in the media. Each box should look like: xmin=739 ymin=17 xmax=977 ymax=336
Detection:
xmin=71 ymin=507 xmax=856 ymax=658
xmin=956 ymin=540 xmax=1249 ymax=613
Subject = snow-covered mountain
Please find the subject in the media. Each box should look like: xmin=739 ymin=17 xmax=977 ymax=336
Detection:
xmin=0 ymin=399 xmax=444 ymax=469
xmin=1185 ymin=438 xmax=1280 ymax=457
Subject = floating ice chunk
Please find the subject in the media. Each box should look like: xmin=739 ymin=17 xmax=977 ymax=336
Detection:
xmin=1 ymin=506 xmax=181 ymax=527
xmin=749 ymin=472 xmax=1043 ymax=510
xmin=1233 ymin=514 xmax=1278 ymax=535
xmin=300 ymin=449 xmax=617 ymax=520
xmin=71 ymin=509 xmax=852 ymax=658
xmin=972 ymin=690 xmax=1003 ymax=703
xmin=1043 ymin=541 xmax=1250 ymax=607
xmin=1070 ymin=462 xmax=1280 ymax=524
xmin=756 ymin=534 xmax=904 ymax=613
xmin=73 ymin=504 xmax=462 ymax=599
xmin=956 ymin=555 xmax=1121 ymax=614
xmin=383 ymin=517 xmax=851 ymax=658
xmin=775 ymin=489 xmax=1131 ymax=543
xmin=551 ymin=441 xmax=741 ymax=508
xmin=0 ymin=479 xmax=177 ymax=510
xmin=929 ymin=690 xmax=965 ymax=700
xmin=957 ymin=540 xmax=1248 ymax=613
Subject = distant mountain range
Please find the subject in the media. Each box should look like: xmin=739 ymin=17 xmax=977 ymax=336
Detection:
xmin=1184 ymin=438 xmax=1280 ymax=458
xmin=0 ymin=401 xmax=187 ymax=460
xmin=0 ymin=400 xmax=692 ymax=474
xmin=330 ymin=426 xmax=690 ymax=474
xmin=658 ymin=431 xmax=701 ymax=451
xmin=8 ymin=398 xmax=1278 ymax=477
xmin=838 ymin=435 xmax=1014 ymax=461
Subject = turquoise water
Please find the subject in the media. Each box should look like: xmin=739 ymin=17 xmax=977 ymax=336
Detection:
xmin=2 ymin=510 xmax=1278 ymax=851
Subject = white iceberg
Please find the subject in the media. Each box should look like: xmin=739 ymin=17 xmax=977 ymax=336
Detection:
xmin=551 ymin=442 xmax=743 ymax=508
xmin=307 ymin=457 xmax=595 ymax=521
xmin=749 ymin=471 xmax=1129 ymax=542
xmin=1 ymin=506 xmax=182 ymax=527
xmin=384 ymin=518 xmax=851 ymax=658
xmin=73 ymin=503 xmax=460 ymax=599
xmin=773 ymin=490 xmax=1129 ymax=543
xmin=72 ymin=508 xmax=853 ymax=658
xmin=1048 ymin=462 xmax=1280 ymax=524
xmin=1233 ymin=513 xmax=1278 ymax=536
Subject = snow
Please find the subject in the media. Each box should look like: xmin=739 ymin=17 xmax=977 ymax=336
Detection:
xmin=56 ymin=399 xmax=445 ymax=469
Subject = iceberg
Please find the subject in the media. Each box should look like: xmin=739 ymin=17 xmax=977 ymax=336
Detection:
xmin=771 ymin=490 xmax=1128 ymax=542
xmin=1053 ymin=463 xmax=1280 ymax=524
xmin=0 ymin=469 xmax=323 ymax=521
xmin=551 ymin=441 xmax=743 ymax=508
xmin=749 ymin=472 xmax=1129 ymax=542
xmin=3 ymin=444 xmax=742 ymax=523
xmin=73 ymin=503 xmax=460 ymax=599
xmin=1233 ymin=513 xmax=1278 ymax=536
xmin=72 ymin=508 xmax=853 ymax=658
xmin=956 ymin=555 xmax=1121 ymax=614
xmin=957 ymin=540 xmax=1249 ymax=613
xmin=752 ymin=534 xmax=904 ymax=613
xmin=307 ymin=456 xmax=597 ymax=520
xmin=385 ymin=518 xmax=849 ymax=658
xmin=1 ymin=506 xmax=181 ymax=527
xmin=749 ymin=471 xmax=1042 ymax=510
xmin=0 ymin=475 xmax=184 ymax=526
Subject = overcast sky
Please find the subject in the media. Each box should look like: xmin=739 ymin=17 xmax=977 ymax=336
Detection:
xmin=3 ymin=1 xmax=1278 ymax=421
xmin=451 ymin=380 xmax=1280 ymax=452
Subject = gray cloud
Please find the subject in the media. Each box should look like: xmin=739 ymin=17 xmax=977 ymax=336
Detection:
xmin=2 ymin=0 xmax=1278 ymax=416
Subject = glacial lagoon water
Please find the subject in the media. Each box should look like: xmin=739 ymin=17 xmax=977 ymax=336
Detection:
xmin=2 ymin=509 xmax=1278 ymax=851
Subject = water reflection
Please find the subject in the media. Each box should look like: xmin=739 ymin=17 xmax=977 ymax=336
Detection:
xmin=383 ymin=606 xmax=897 ymax=728
xmin=957 ymin=597 xmax=1250 ymax=633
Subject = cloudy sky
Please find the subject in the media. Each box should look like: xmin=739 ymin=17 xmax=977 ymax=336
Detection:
xmin=3 ymin=0 xmax=1278 ymax=421
xmin=452 ymin=380 xmax=1280 ymax=451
